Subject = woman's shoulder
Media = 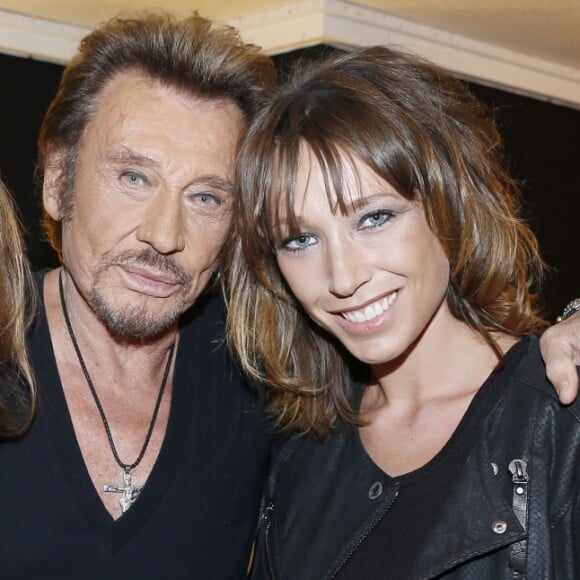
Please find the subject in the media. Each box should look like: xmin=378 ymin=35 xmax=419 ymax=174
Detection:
xmin=509 ymin=335 xmax=579 ymax=411
xmin=493 ymin=334 xmax=580 ymax=434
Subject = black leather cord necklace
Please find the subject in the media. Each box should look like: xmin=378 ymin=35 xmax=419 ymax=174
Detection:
xmin=58 ymin=269 xmax=175 ymax=513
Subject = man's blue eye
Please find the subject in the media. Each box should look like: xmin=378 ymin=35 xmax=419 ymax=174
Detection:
xmin=121 ymin=171 xmax=145 ymax=185
xmin=197 ymin=193 xmax=219 ymax=205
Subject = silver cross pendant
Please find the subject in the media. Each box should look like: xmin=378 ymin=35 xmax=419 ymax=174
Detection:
xmin=103 ymin=469 xmax=143 ymax=513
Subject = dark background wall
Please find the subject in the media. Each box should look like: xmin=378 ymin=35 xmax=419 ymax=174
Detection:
xmin=1 ymin=48 xmax=578 ymax=319
xmin=0 ymin=53 xmax=62 ymax=270
xmin=467 ymin=83 xmax=579 ymax=321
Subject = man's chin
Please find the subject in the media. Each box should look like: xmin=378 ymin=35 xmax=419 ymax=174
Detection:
xmin=91 ymin=295 xmax=183 ymax=341
xmin=104 ymin=316 xmax=179 ymax=341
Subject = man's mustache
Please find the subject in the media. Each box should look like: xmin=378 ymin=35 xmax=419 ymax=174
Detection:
xmin=98 ymin=248 xmax=192 ymax=285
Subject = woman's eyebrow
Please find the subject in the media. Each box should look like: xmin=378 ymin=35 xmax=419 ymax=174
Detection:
xmin=347 ymin=192 xmax=399 ymax=211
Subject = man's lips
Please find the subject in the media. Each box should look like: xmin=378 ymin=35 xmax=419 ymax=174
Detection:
xmin=122 ymin=264 xmax=181 ymax=286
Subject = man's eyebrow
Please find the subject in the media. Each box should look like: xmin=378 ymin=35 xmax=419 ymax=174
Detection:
xmin=190 ymin=176 xmax=235 ymax=194
xmin=106 ymin=149 xmax=234 ymax=193
xmin=106 ymin=149 xmax=157 ymax=168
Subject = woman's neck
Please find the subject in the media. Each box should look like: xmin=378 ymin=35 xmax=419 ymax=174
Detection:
xmin=365 ymin=306 xmax=516 ymax=412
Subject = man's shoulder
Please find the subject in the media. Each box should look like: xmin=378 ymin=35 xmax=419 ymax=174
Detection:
xmin=176 ymin=292 xmax=241 ymax=382
xmin=33 ymin=268 xmax=50 ymax=289
xmin=178 ymin=291 xmax=227 ymax=343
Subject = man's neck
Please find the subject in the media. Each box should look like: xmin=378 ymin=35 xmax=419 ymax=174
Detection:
xmin=42 ymin=267 xmax=179 ymax=394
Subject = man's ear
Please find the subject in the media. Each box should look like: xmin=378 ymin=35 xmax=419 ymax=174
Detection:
xmin=42 ymin=147 xmax=66 ymax=220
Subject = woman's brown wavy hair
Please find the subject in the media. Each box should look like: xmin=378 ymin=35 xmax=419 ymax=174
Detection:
xmin=0 ymin=178 xmax=36 ymax=437
xmin=226 ymin=46 xmax=547 ymax=437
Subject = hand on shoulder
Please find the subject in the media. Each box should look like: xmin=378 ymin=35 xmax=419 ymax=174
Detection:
xmin=540 ymin=304 xmax=580 ymax=404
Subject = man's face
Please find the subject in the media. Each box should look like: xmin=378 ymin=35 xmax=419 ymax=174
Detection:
xmin=44 ymin=71 xmax=243 ymax=339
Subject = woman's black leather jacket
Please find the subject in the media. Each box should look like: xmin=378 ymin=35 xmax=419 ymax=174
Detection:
xmin=250 ymin=337 xmax=580 ymax=579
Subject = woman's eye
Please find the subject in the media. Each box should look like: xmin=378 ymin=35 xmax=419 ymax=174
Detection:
xmin=360 ymin=210 xmax=395 ymax=229
xmin=280 ymin=233 xmax=316 ymax=252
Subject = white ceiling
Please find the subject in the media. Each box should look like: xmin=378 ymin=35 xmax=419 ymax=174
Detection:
xmin=0 ymin=0 xmax=579 ymax=108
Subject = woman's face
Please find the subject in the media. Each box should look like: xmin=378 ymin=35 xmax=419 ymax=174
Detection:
xmin=274 ymin=147 xmax=452 ymax=366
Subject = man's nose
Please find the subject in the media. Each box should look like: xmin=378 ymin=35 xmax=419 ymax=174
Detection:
xmin=136 ymin=191 xmax=185 ymax=254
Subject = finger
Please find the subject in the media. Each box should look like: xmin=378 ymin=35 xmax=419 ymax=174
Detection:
xmin=540 ymin=317 xmax=580 ymax=404
xmin=545 ymin=357 xmax=579 ymax=405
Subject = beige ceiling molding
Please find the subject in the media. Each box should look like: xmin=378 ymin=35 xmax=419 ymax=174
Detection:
xmin=1 ymin=1 xmax=579 ymax=109
xmin=230 ymin=0 xmax=580 ymax=109
xmin=0 ymin=9 xmax=87 ymax=62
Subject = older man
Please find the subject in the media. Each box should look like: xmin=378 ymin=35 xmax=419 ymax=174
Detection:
xmin=0 ymin=13 xmax=273 ymax=578
xmin=0 ymin=10 xmax=578 ymax=580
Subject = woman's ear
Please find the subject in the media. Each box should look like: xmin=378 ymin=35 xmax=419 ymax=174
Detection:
xmin=42 ymin=147 xmax=66 ymax=220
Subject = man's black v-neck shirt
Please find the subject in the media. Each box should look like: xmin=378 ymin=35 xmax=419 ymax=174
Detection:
xmin=0 ymin=272 xmax=272 ymax=579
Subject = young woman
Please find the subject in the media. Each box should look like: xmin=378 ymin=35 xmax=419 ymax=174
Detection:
xmin=227 ymin=47 xmax=580 ymax=578
xmin=0 ymin=177 xmax=35 ymax=437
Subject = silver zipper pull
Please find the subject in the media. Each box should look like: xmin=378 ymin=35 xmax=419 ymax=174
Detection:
xmin=509 ymin=458 xmax=528 ymax=484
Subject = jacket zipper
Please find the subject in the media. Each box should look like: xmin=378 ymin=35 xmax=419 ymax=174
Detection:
xmin=326 ymin=489 xmax=400 ymax=580
xmin=263 ymin=502 xmax=276 ymax=579
xmin=508 ymin=459 xmax=528 ymax=577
